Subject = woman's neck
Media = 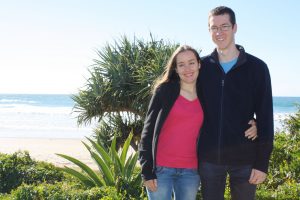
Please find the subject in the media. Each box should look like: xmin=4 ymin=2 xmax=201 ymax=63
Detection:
xmin=180 ymin=83 xmax=197 ymax=100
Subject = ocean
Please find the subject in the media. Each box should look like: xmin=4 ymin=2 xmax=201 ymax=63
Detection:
xmin=0 ymin=94 xmax=93 ymax=139
xmin=0 ymin=94 xmax=299 ymax=139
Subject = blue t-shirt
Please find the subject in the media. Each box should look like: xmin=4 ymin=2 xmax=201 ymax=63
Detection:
xmin=220 ymin=58 xmax=238 ymax=73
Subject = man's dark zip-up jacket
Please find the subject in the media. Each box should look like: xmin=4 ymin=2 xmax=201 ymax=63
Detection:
xmin=197 ymin=45 xmax=274 ymax=173
xmin=138 ymin=81 xmax=202 ymax=181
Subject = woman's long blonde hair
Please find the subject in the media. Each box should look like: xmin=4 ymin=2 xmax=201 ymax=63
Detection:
xmin=152 ymin=45 xmax=201 ymax=93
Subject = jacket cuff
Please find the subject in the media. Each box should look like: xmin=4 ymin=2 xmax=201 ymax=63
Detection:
xmin=141 ymin=172 xmax=157 ymax=181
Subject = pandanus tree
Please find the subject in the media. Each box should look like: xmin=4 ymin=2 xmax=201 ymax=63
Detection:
xmin=72 ymin=34 xmax=179 ymax=150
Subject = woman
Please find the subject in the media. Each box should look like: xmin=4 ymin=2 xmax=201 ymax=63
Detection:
xmin=138 ymin=45 xmax=257 ymax=200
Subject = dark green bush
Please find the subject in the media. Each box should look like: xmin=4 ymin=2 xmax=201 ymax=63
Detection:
xmin=266 ymin=132 xmax=300 ymax=189
xmin=8 ymin=182 xmax=134 ymax=200
xmin=0 ymin=151 xmax=64 ymax=194
xmin=282 ymin=104 xmax=300 ymax=135
xmin=254 ymin=107 xmax=300 ymax=199
xmin=256 ymin=182 xmax=300 ymax=200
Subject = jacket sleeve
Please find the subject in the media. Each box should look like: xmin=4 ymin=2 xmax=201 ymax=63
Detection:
xmin=138 ymin=87 xmax=162 ymax=181
xmin=253 ymin=62 xmax=274 ymax=173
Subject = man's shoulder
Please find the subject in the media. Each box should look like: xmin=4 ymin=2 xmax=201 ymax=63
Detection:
xmin=201 ymin=54 xmax=212 ymax=60
xmin=245 ymin=52 xmax=267 ymax=66
xmin=201 ymin=53 xmax=214 ymax=61
xmin=200 ymin=54 xmax=216 ymax=69
xmin=243 ymin=52 xmax=269 ymax=74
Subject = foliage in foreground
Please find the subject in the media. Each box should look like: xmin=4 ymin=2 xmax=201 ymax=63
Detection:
xmin=0 ymin=130 xmax=299 ymax=199
xmin=255 ymin=111 xmax=300 ymax=199
xmin=0 ymin=151 xmax=64 ymax=194
xmin=1 ymin=182 xmax=128 ymax=200
xmin=57 ymin=132 xmax=143 ymax=199
xmin=282 ymin=104 xmax=300 ymax=135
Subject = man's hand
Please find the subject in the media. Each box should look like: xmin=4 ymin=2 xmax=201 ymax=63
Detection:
xmin=249 ymin=169 xmax=267 ymax=185
xmin=144 ymin=179 xmax=157 ymax=192
xmin=245 ymin=119 xmax=258 ymax=140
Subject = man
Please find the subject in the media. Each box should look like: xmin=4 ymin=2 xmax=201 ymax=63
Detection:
xmin=197 ymin=6 xmax=274 ymax=200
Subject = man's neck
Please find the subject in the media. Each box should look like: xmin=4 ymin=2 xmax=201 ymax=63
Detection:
xmin=217 ymin=45 xmax=239 ymax=62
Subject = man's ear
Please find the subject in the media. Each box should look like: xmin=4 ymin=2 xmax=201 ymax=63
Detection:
xmin=233 ymin=23 xmax=237 ymax=33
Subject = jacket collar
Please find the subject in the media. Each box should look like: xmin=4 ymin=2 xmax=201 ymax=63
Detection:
xmin=210 ymin=44 xmax=247 ymax=68
xmin=164 ymin=80 xmax=201 ymax=103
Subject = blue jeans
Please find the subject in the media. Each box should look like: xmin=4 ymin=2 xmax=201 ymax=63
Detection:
xmin=147 ymin=166 xmax=200 ymax=200
xmin=199 ymin=162 xmax=256 ymax=200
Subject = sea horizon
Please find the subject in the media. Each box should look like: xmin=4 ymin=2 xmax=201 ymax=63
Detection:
xmin=0 ymin=94 xmax=299 ymax=139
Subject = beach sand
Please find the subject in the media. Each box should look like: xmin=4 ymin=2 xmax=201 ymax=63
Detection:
xmin=0 ymin=137 xmax=97 ymax=169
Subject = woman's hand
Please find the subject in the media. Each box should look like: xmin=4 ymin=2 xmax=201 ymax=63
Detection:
xmin=245 ymin=119 xmax=258 ymax=140
xmin=144 ymin=179 xmax=157 ymax=192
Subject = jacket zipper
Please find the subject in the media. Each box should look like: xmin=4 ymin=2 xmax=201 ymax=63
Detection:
xmin=218 ymin=78 xmax=225 ymax=163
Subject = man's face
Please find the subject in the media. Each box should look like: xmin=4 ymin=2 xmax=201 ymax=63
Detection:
xmin=208 ymin=14 xmax=236 ymax=50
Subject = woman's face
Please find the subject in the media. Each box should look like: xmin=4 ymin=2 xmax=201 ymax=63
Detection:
xmin=175 ymin=50 xmax=200 ymax=85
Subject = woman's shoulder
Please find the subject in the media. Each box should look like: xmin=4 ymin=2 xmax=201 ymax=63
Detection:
xmin=153 ymin=81 xmax=180 ymax=105
xmin=156 ymin=81 xmax=179 ymax=93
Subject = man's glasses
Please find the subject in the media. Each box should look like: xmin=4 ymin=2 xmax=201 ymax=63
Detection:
xmin=209 ymin=24 xmax=232 ymax=33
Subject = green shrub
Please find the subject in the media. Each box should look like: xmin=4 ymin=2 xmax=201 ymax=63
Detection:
xmin=57 ymin=132 xmax=143 ymax=199
xmin=0 ymin=193 xmax=8 ymax=200
xmin=254 ymin=106 xmax=300 ymax=199
xmin=282 ymin=104 xmax=300 ymax=135
xmin=0 ymin=151 xmax=64 ymax=194
xmin=256 ymin=182 xmax=300 ymax=200
xmin=266 ymin=132 xmax=300 ymax=189
xmin=8 ymin=182 xmax=134 ymax=200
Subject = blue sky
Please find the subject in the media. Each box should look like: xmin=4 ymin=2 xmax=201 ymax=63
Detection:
xmin=0 ymin=0 xmax=299 ymax=96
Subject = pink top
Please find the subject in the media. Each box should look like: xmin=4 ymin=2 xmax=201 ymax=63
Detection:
xmin=156 ymin=95 xmax=204 ymax=169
